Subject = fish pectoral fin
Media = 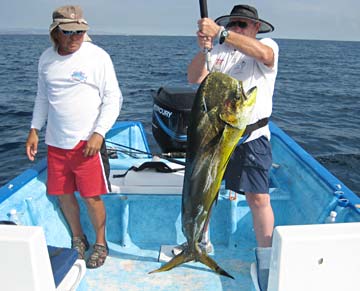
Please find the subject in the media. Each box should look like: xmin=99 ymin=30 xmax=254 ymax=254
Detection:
xmin=205 ymin=107 xmax=220 ymax=122
xmin=197 ymin=253 xmax=235 ymax=280
xmin=148 ymin=250 xmax=194 ymax=274
xmin=245 ymin=86 xmax=257 ymax=99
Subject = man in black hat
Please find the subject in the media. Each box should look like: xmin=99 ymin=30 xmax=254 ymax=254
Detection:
xmin=187 ymin=4 xmax=278 ymax=291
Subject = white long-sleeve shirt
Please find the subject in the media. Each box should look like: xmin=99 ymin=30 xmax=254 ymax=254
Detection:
xmin=31 ymin=41 xmax=122 ymax=149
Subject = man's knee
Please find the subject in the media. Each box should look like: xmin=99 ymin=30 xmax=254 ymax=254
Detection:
xmin=246 ymin=193 xmax=270 ymax=209
xmin=83 ymin=196 xmax=103 ymax=207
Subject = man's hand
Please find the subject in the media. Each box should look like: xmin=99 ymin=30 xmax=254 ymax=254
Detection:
xmin=83 ymin=132 xmax=104 ymax=157
xmin=197 ymin=17 xmax=221 ymax=39
xmin=26 ymin=128 xmax=39 ymax=161
xmin=197 ymin=31 xmax=213 ymax=51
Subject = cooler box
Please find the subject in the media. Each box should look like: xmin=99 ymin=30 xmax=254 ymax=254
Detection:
xmin=268 ymin=222 xmax=360 ymax=291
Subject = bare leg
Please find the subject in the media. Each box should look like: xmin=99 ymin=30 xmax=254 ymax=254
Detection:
xmin=245 ymin=192 xmax=274 ymax=247
xmin=58 ymin=194 xmax=84 ymax=237
xmin=84 ymin=196 xmax=107 ymax=245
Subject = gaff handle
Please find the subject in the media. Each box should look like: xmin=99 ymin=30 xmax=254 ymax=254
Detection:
xmin=199 ymin=0 xmax=211 ymax=71
xmin=199 ymin=0 xmax=208 ymax=18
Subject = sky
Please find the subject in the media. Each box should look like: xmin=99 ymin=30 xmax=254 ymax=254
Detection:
xmin=0 ymin=0 xmax=359 ymax=41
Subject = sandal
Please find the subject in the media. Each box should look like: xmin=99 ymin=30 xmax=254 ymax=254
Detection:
xmin=71 ymin=234 xmax=90 ymax=260
xmin=86 ymin=243 xmax=109 ymax=269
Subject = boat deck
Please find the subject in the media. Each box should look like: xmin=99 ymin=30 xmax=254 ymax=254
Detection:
xmin=77 ymin=187 xmax=260 ymax=290
xmin=83 ymin=243 xmax=254 ymax=291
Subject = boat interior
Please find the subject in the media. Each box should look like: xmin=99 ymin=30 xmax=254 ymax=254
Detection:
xmin=1 ymin=121 xmax=360 ymax=290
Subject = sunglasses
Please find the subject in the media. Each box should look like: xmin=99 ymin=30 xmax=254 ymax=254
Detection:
xmin=59 ymin=29 xmax=86 ymax=36
xmin=226 ymin=21 xmax=248 ymax=29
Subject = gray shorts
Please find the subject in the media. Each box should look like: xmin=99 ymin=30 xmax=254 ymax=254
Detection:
xmin=224 ymin=136 xmax=272 ymax=194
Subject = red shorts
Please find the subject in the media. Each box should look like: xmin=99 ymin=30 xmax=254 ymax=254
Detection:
xmin=47 ymin=141 xmax=111 ymax=197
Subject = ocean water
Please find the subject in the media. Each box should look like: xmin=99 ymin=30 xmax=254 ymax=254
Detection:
xmin=0 ymin=35 xmax=359 ymax=195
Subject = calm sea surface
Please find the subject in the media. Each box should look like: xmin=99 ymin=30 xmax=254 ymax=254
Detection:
xmin=0 ymin=35 xmax=359 ymax=195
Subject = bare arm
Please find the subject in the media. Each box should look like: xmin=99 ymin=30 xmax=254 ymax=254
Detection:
xmin=187 ymin=29 xmax=214 ymax=84
xmin=187 ymin=51 xmax=209 ymax=84
xmin=224 ymin=31 xmax=275 ymax=68
xmin=196 ymin=18 xmax=275 ymax=69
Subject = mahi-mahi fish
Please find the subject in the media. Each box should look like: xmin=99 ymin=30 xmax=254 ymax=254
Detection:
xmin=149 ymin=71 xmax=257 ymax=279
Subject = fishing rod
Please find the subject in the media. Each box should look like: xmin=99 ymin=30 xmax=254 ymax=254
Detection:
xmin=199 ymin=0 xmax=211 ymax=71
xmin=106 ymin=140 xmax=186 ymax=166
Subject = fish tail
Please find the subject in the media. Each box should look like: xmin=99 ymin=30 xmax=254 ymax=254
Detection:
xmin=149 ymin=246 xmax=234 ymax=280
xmin=148 ymin=251 xmax=193 ymax=274
xmin=198 ymin=252 xmax=235 ymax=279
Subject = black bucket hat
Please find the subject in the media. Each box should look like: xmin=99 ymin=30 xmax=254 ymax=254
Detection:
xmin=215 ymin=4 xmax=274 ymax=33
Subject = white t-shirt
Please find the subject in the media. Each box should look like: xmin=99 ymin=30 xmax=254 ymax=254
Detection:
xmin=31 ymin=42 xmax=122 ymax=149
xmin=209 ymin=38 xmax=279 ymax=142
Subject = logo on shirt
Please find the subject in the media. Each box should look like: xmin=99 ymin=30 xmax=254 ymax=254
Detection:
xmin=215 ymin=58 xmax=224 ymax=66
xmin=71 ymin=71 xmax=87 ymax=82
xmin=213 ymin=58 xmax=224 ymax=72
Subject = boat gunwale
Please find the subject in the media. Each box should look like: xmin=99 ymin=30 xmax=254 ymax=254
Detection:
xmin=1 ymin=121 xmax=359 ymax=214
xmin=269 ymin=121 xmax=360 ymax=213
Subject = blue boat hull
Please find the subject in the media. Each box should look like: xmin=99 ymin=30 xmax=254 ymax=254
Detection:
xmin=1 ymin=121 xmax=359 ymax=290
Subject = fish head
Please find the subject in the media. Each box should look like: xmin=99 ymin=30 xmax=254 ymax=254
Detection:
xmin=219 ymin=80 xmax=257 ymax=129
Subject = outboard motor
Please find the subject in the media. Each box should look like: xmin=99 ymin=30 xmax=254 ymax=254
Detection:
xmin=152 ymin=87 xmax=196 ymax=154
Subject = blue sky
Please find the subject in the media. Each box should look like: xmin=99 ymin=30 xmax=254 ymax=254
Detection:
xmin=0 ymin=0 xmax=359 ymax=41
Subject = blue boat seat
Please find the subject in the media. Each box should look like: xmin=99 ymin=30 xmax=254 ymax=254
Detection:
xmin=48 ymin=246 xmax=79 ymax=288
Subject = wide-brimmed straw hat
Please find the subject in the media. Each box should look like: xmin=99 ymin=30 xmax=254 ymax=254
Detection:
xmin=215 ymin=4 xmax=274 ymax=33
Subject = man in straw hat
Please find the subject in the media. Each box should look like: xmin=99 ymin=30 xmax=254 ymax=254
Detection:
xmin=26 ymin=5 xmax=122 ymax=269
xmin=186 ymin=4 xmax=278 ymax=290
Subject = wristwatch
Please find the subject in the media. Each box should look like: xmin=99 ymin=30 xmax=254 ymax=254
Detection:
xmin=219 ymin=29 xmax=229 ymax=44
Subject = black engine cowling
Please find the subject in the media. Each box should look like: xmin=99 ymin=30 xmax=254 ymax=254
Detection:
xmin=152 ymin=87 xmax=196 ymax=153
